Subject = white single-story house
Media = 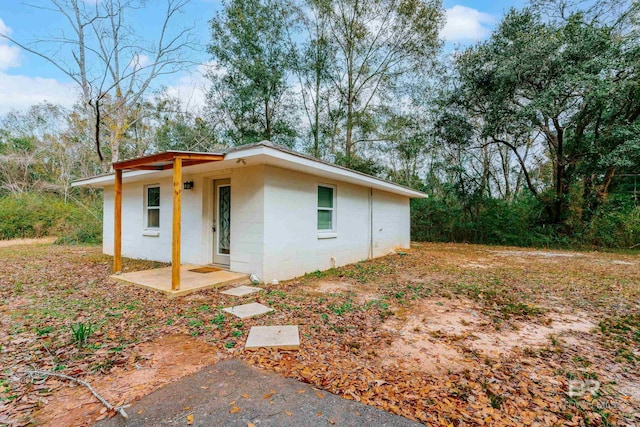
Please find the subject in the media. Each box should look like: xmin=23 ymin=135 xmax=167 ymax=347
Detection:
xmin=73 ymin=141 xmax=426 ymax=289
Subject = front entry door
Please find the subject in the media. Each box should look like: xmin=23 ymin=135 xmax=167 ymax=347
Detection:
xmin=213 ymin=179 xmax=231 ymax=266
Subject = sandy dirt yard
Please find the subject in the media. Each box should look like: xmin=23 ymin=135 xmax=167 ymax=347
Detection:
xmin=1 ymin=242 xmax=638 ymax=426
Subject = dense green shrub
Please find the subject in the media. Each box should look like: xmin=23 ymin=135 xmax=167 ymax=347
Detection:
xmin=582 ymin=206 xmax=640 ymax=249
xmin=411 ymin=195 xmax=543 ymax=246
xmin=411 ymin=193 xmax=639 ymax=249
xmin=0 ymin=193 xmax=102 ymax=244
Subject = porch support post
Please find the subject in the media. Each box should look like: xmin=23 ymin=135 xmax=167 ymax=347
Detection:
xmin=171 ymin=158 xmax=182 ymax=290
xmin=114 ymin=169 xmax=123 ymax=273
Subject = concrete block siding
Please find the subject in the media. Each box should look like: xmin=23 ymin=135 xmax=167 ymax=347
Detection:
xmin=101 ymin=163 xmax=410 ymax=283
xmin=261 ymin=165 xmax=409 ymax=282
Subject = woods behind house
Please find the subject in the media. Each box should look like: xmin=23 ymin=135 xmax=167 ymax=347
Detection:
xmin=0 ymin=0 xmax=638 ymax=248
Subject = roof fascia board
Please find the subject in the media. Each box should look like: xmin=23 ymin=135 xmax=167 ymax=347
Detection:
xmin=71 ymin=170 xmax=155 ymax=187
xmin=74 ymin=145 xmax=427 ymax=198
xmin=226 ymin=146 xmax=427 ymax=198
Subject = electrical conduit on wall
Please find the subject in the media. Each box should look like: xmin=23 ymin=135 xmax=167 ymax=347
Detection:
xmin=369 ymin=188 xmax=373 ymax=259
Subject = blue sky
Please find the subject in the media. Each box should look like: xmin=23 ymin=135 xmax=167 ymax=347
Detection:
xmin=0 ymin=0 xmax=527 ymax=114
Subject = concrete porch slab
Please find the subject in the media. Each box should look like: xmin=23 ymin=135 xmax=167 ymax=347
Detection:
xmin=245 ymin=325 xmax=300 ymax=350
xmin=220 ymin=285 xmax=263 ymax=297
xmin=223 ymin=302 xmax=274 ymax=319
xmin=110 ymin=265 xmax=248 ymax=298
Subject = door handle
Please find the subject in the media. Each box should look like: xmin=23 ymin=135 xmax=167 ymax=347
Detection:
xmin=212 ymin=226 xmax=216 ymax=232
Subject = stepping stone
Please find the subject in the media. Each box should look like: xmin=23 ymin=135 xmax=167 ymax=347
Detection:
xmin=223 ymin=302 xmax=274 ymax=319
xmin=245 ymin=325 xmax=300 ymax=350
xmin=220 ymin=285 xmax=263 ymax=297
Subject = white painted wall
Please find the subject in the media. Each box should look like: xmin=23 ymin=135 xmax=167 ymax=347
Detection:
xmin=103 ymin=187 xmax=114 ymax=256
xmin=372 ymin=190 xmax=411 ymax=257
xmin=228 ymin=165 xmax=265 ymax=277
xmin=102 ymin=173 xmax=207 ymax=264
xmin=260 ymin=165 xmax=410 ymax=282
xmin=101 ymin=164 xmax=409 ymax=282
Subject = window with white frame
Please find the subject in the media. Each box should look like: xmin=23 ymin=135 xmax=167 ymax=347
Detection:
xmin=145 ymin=185 xmax=160 ymax=229
xmin=317 ymin=185 xmax=335 ymax=231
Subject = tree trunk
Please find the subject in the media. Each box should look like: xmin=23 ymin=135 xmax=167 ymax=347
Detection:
xmin=264 ymin=99 xmax=272 ymax=141
xmin=480 ymin=144 xmax=490 ymax=197
xmin=582 ymin=166 xmax=616 ymax=221
xmin=345 ymin=25 xmax=354 ymax=159
xmin=581 ymin=174 xmax=595 ymax=222
xmin=552 ymin=118 xmax=569 ymax=225
xmin=596 ymin=167 xmax=616 ymax=205
xmin=346 ymin=96 xmax=353 ymax=157
xmin=313 ymin=61 xmax=321 ymax=158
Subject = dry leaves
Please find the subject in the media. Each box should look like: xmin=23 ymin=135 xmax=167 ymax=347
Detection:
xmin=1 ymin=243 xmax=639 ymax=426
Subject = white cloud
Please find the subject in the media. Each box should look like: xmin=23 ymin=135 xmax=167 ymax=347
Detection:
xmin=0 ymin=44 xmax=20 ymax=70
xmin=164 ymin=62 xmax=216 ymax=112
xmin=441 ymin=5 xmax=495 ymax=42
xmin=0 ymin=73 xmax=78 ymax=114
xmin=0 ymin=18 xmax=21 ymax=70
xmin=0 ymin=17 xmax=78 ymax=114
xmin=129 ymin=53 xmax=152 ymax=71
xmin=0 ymin=10 xmax=208 ymax=116
xmin=0 ymin=17 xmax=12 ymax=35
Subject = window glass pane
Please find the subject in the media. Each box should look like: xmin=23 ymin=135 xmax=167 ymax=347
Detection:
xmin=218 ymin=186 xmax=231 ymax=254
xmin=317 ymin=209 xmax=332 ymax=230
xmin=148 ymin=208 xmax=160 ymax=228
xmin=147 ymin=187 xmax=160 ymax=207
xmin=318 ymin=186 xmax=333 ymax=208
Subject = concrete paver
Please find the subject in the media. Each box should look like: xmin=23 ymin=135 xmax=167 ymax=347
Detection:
xmin=245 ymin=325 xmax=300 ymax=350
xmin=223 ymin=302 xmax=274 ymax=319
xmin=221 ymin=285 xmax=263 ymax=297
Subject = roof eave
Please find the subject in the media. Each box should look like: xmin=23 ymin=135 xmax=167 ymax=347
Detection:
xmin=72 ymin=143 xmax=428 ymax=198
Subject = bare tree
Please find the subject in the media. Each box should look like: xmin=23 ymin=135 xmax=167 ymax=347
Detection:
xmin=326 ymin=0 xmax=443 ymax=158
xmin=0 ymin=103 xmax=82 ymax=196
xmin=1 ymin=0 xmax=196 ymax=167
xmin=291 ymin=0 xmax=335 ymax=158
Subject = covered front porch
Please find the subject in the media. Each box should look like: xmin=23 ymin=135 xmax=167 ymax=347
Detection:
xmin=112 ymin=150 xmax=229 ymax=294
xmin=110 ymin=264 xmax=249 ymax=298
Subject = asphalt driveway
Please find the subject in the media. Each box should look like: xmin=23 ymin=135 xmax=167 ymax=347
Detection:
xmin=99 ymin=359 xmax=422 ymax=427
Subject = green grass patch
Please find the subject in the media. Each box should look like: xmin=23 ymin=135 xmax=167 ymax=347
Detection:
xmin=212 ymin=312 xmax=226 ymax=326
xmin=499 ymin=302 xmax=543 ymax=317
xmin=36 ymin=325 xmax=54 ymax=336
xmin=598 ymin=314 xmax=640 ymax=364
xmin=328 ymin=299 xmax=356 ymax=315
xmin=70 ymin=322 xmax=94 ymax=347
